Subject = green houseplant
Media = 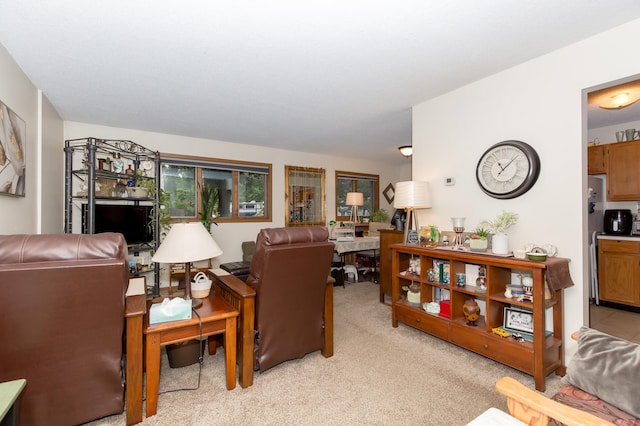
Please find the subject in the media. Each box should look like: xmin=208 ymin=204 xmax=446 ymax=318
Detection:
xmin=369 ymin=208 xmax=389 ymax=223
xmin=199 ymin=183 xmax=219 ymax=230
xmin=479 ymin=211 xmax=519 ymax=254
xmin=468 ymin=227 xmax=489 ymax=252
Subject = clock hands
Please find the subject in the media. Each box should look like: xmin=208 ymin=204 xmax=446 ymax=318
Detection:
xmin=491 ymin=153 xmax=505 ymax=172
xmin=497 ymin=154 xmax=520 ymax=177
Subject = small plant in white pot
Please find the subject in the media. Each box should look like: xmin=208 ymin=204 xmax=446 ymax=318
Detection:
xmin=468 ymin=227 xmax=489 ymax=252
xmin=479 ymin=211 xmax=519 ymax=255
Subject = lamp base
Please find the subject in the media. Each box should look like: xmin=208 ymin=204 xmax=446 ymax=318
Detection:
xmin=189 ymin=298 xmax=203 ymax=309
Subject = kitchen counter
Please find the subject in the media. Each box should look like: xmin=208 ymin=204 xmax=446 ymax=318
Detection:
xmin=597 ymin=234 xmax=640 ymax=242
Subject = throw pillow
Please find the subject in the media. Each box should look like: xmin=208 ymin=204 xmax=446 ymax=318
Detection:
xmin=563 ymin=326 xmax=640 ymax=418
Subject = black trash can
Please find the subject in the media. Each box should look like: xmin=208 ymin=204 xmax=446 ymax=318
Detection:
xmin=166 ymin=339 xmax=205 ymax=368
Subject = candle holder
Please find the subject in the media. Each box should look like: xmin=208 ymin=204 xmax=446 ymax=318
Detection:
xmin=451 ymin=217 xmax=467 ymax=251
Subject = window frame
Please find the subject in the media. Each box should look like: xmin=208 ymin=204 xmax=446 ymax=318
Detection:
xmin=160 ymin=152 xmax=272 ymax=223
xmin=335 ymin=170 xmax=380 ymax=221
xmin=285 ymin=165 xmax=326 ymax=227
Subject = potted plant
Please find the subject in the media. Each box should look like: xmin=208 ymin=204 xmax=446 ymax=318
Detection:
xmin=468 ymin=227 xmax=489 ymax=252
xmin=479 ymin=211 xmax=519 ymax=254
xmin=402 ymin=282 xmax=421 ymax=306
xmin=199 ymin=183 xmax=219 ymax=231
xmin=369 ymin=208 xmax=389 ymax=223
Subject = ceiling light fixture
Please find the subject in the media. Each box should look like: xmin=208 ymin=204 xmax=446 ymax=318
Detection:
xmin=398 ymin=145 xmax=413 ymax=157
xmin=598 ymin=91 xmax=640 ymax=109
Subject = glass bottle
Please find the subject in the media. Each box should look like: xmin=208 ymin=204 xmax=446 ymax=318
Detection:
xmin=112 ymin=153 xmax=124 ymax=174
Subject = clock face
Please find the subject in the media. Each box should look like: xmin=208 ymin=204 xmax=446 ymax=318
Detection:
xmin=476 ymin=140 xmax=540 ymax=199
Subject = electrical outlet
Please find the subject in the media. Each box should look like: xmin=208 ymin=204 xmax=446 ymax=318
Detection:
xmin=445 ymin=177 xmax=455 ymax=186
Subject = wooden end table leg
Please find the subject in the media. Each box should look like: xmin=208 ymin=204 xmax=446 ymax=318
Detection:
xmin=126 ymin=314 xmax=143 ymax=426
xmin=224 ymin=317 xmax=237 ymax=390
xmin=145 ymin=333 xmax=161 ymax=417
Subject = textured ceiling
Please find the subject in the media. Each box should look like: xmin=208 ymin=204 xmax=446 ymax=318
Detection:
xmin=1 ymin=1 xmax=640 ymax=164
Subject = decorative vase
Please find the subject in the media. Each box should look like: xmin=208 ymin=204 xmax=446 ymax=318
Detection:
xmin=492 ymin=233 xmax=509 ymax=254
xmin=407 ymin=290 xmax=421 ymax=306
xmin=469 ymin=238 xmax=488 ymax=252
xmin=463 ymin=298 xmax=481 ymax=326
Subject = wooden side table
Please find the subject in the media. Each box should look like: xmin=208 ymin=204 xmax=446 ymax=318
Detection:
xmin=143 ymin=293 xmax=239 ymax=418
xmin=207 ymin=270 xmax=256 ymax=388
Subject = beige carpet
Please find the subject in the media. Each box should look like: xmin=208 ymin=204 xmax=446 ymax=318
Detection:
xmin=87 ymin=281 xmax=561 ymax=425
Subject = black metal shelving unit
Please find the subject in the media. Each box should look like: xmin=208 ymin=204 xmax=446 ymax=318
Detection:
xmin=64 ymin=137 xmax=161 ymax=296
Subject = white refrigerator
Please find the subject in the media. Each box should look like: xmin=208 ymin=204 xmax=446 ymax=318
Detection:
xmin=587 ymin=176 xmax=604 ymax=303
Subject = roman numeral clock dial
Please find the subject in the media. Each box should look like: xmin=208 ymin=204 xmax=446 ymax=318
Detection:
xmin=476 ymin=140 xmax=540 ymax=199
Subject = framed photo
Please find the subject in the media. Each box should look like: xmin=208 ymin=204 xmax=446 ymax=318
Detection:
xmin=0 ymin=99 xmax=26 ymax=197
xmin=503 ymin=307 xmax=534 ymax=334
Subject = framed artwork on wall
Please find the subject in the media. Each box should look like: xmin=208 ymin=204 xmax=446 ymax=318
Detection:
xmin=383 ymin=183 xmax=394 ymax=204
xmin=0 ymin=99 xmax=26 ymax=197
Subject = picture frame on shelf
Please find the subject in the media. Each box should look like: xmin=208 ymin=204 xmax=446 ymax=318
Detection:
xmin=503 ymin=306 xmax=534 ymax=334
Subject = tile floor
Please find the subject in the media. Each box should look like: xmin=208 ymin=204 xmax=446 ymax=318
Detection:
xmin=589 ymin=303 xmax=640 ymax=344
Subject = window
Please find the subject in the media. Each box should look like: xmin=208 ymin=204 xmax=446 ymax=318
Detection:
xmin=285 ymin=166 xmax=325 ymax=226
xmin=336 ymin=171 xmax=379 ymax=221
xmin=160 ymin=153 xmax=271 ymax=223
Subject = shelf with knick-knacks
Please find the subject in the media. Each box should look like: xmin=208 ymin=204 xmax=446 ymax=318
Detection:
xmin=64 ymin=137 xmax=162 ymax=296
xmin=390 ymin=243 xmax=567 ymax=392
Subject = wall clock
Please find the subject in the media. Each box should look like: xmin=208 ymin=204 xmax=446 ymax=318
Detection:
xmin=476 ymin=140 xmax=540 ymax=199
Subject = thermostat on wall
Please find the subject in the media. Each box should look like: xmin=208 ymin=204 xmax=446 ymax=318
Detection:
xmin=445 ymin=177 xmax=456 ymax=186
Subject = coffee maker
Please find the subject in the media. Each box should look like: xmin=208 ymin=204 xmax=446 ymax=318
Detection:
xmin=603 ymin=209 xmax=633 ymax=235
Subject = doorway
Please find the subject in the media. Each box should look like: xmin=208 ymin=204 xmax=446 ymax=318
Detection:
xmin=585 ymin=75 xmax=640 ymax=344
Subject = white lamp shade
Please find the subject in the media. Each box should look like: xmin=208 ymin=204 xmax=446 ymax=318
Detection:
xmin=394 ymin=181 xmax=432 ymax=209
xmin=345 ymin=192 xmax=364 ymax=206
xmin=152 ymin=221 xmax=223 ymax=263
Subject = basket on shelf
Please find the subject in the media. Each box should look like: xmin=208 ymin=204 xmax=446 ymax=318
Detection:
xmin=190 ymin=272 xmax=212 ymax=299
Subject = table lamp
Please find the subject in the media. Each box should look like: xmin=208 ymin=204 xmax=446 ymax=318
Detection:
xmin=346 ymin=192 xmax=364 ymax=223
xmin=393 ymin=181 xmax=432 ymax=244
xmin=152 ymin=221 xmax=223 ymax=307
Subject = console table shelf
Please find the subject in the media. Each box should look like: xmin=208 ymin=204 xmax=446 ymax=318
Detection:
xmin=390 ymin=244 xmax=566 ymax=391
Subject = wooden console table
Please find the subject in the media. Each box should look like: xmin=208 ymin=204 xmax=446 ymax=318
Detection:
xmin=391 ymin=244 xmax=572 ymax=391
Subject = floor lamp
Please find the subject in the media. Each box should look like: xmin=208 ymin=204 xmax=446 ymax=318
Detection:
xmin=346 ymin=192 xmax=364 ymax=223
xmin=393 ymin=181 xmax=432 ymax=244
xmin=152 ymin=221 xmax=223 ymax=307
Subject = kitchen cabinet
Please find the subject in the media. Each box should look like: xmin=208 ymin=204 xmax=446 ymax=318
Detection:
xmin=587 ymin=145 xmax=606 ymax=175
xmin=598 ymin=238 xmax=640 ymax=307
xmin=606 ymin=140 xmax=640 ymax=200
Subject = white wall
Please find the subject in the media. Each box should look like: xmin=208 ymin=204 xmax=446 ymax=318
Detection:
xmin=39 ymin=93 xmax=64 ymax=233
xmin=412 ymin=18 xmax=640 ymax=360
xmin=64 ymin=121 xmax=410 ymax=270
xmin=0 ymin=44 xmax=64 ymax=235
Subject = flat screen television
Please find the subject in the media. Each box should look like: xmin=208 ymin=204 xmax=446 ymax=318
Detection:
xmin=82 ymin=204 xmax=154 ymax=246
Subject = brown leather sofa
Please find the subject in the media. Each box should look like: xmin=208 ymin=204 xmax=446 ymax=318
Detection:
xmin=0 ymin=233 xmax=144 ymax=426
xmin=245 ymin=226 xmax=335 ymax=372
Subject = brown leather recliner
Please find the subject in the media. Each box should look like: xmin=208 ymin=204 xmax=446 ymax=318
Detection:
xmin=0 ymin=233 xmax=135 ymax=426
xmin=246 ymin=226 xmax=335 ymax=372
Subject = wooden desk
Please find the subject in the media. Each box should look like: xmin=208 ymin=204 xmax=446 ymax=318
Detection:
xmin=143 ymin=293 xmax=238 ymax=418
